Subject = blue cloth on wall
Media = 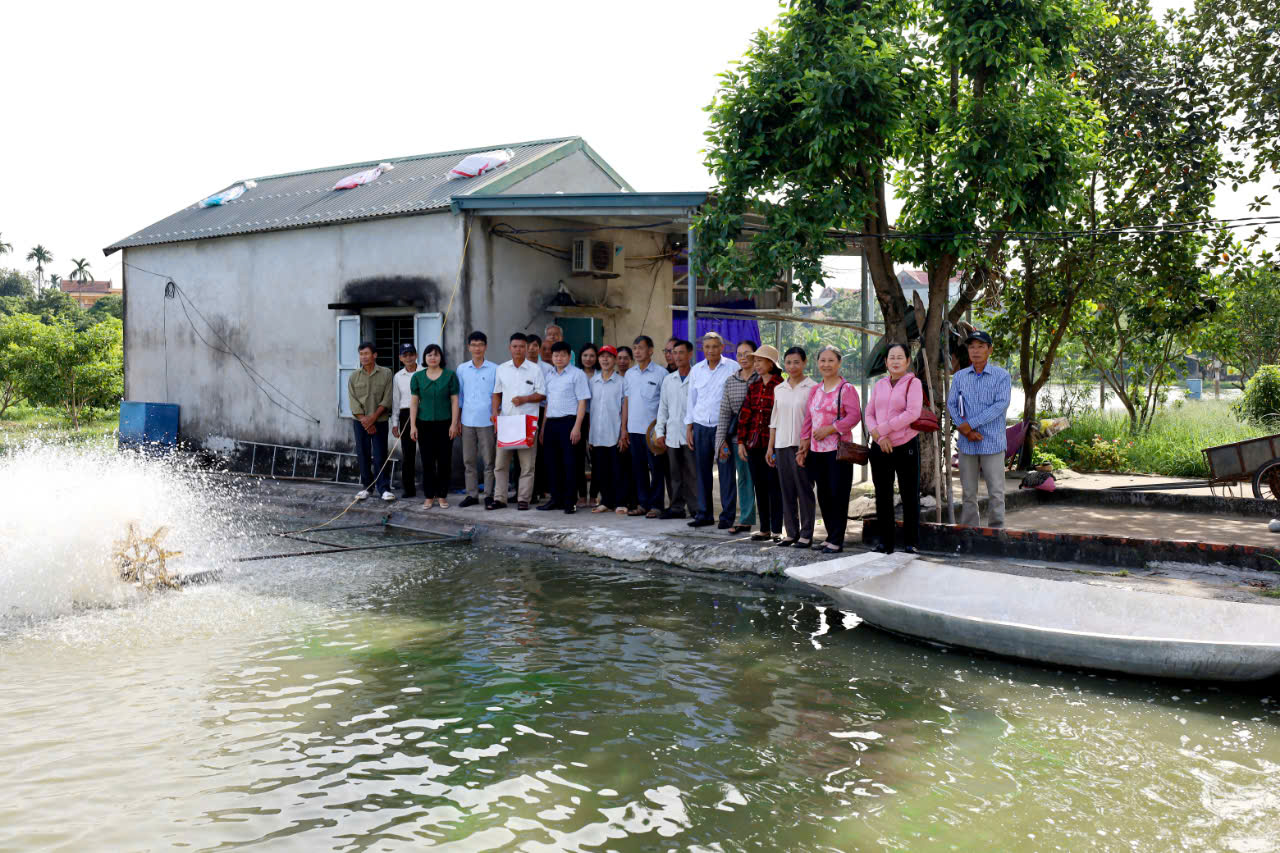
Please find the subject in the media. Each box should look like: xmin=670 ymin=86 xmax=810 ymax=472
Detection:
xmin=672 ymin=301 xmax=763 ymax=362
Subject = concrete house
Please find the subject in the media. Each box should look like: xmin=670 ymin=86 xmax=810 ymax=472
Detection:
xmin=105 ymin=137 xmax=705 ymax=456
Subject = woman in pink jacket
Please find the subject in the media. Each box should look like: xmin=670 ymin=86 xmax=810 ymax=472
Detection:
xmin=865 ymin=342 xmax=924 ymax=554
xmin=800 ymin=346 xmax=862 ymax=553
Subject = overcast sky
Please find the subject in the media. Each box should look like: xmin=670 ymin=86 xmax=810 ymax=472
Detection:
xmin=1 ymin=0 xmax=1263 ymax=288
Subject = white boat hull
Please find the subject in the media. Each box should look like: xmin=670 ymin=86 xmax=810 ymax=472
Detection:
xmin=785 ymin=554 xmax=1280 ymax=682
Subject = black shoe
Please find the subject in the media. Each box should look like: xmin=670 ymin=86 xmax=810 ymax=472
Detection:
xmin=904 ymin=546 xmax=918 ymax=555
xmin=750 ymin=531 xmax=772 ymax=541
xmin=487 ymin=501 xmax=507 ymax=510
xmin=688 ymin=518 xmax=714 ymax=528
xmin=517 ymin=501 xmax=530 ymax=511
xmin=484 ymin=499 xmax=495 ymax=509
xmin=459 ymin=496 xmax=479 ymax=508
xmin=873 ymin=544 xmax=893 ymax=554
xmin=563 ymin=506 xmax=577 ymax=514
xmin=776 ymin=539 xmax=797 ymax=548
xmin=659 ymin=509 xmax=686 ymax=520
xmin=536 ymin=502 xmax=558 ymax=511
xmin=717 ymin=519 xmax=734 ymax=530
xmin=402 ymin=492 xmax=417 ymax=500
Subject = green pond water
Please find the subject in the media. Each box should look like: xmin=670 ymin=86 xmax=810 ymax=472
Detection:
xmin=1 ymin=533 xmax=1277 ymax=851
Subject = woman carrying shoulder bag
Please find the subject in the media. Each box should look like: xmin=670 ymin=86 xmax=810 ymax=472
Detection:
xmin=865 ymin=342 xmax=924 ymax=554
xmin=800 ymin=346 xmax=862 ymax=553
xmin=737 ymin=345 xmax=784 ymax=542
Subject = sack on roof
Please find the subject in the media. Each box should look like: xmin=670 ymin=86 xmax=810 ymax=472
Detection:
xmin=333 ymin=163 xmax=393 ymax=190
xmin=199 ymin=180 xmax=257 ymax=208
xmin=447 ymin=150 xmax=512 ymax=181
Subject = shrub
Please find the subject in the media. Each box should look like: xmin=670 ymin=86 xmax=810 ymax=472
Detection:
xmin=1233 ymin=364 xmax=1280 ymax=426
xmin=1031 ymin=448 xmax=1067 ymax=470
xmin=1058 ymin=434 xmax=1130 ymax=471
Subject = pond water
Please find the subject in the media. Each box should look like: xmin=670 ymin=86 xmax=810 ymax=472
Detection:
xmin=1 ymin=449 xmax=1278 ymax=851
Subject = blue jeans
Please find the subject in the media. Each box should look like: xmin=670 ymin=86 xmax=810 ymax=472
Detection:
xmin=692 ymin=423 xmax=737 ymax=523
xmin=352 ymin=418 xmax=391 ymax=493
xmin=629 ymin=432 xmax=665 ymax=511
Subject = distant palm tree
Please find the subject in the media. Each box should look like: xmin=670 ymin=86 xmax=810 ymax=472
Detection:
xmin=0 ymin=233 xmax=11 ymax=256
xmin=26 ymin=245 xmax=52 ymax=290
xmin=69 ymin=257 xmax=93 ymax=287
xmin=48 ymin=274 xmax=62 ymax=289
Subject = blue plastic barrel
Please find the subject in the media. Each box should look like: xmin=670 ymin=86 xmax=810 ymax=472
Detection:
xmin=1185 ymin=378 xmax=1202 ymax=400
xmin=119 ymin=401 xmax=180 ymax=448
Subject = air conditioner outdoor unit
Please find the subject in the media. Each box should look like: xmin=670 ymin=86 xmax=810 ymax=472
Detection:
xmin=570 ymin=238 xmax=623 ymax=278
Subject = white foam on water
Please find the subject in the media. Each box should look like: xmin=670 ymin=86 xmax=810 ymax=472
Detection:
xmin=0 ymin=442 xmax=241 ymax=623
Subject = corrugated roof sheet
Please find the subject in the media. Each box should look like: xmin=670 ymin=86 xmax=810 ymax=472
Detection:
xmin=104 ymin=137 xmax=590 ymax=255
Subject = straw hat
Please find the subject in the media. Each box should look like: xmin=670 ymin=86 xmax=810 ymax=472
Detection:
xmin=645 ymin=420 xmax=667 ymax=455
xmin=751 ymin=344 xmax=782 ymax=370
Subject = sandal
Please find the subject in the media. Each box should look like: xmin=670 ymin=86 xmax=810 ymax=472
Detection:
xmin=749 ymin=531 xmax=772 ymax=541
xmin=438 ymin=498 xmax=449 ymax=508
xmin=592 ymin=504 xmax=610 ymax=513
xmin=730 ymin=524 xmax=752 ymax=534
xmin=422 ymin=500 xmax=433 ymax=509
xmin=822 ymin=543 xmax=844 ymax=553
xmin=615 ymin=507 xmax=628 ymax=516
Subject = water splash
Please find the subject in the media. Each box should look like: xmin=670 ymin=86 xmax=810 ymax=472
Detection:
xmin=0 ymin=442 xmax=241 ymax=623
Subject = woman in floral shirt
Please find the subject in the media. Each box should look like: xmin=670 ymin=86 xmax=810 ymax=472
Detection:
xmin=800 ymin=346 xmax=862 ymax=553
xmin=736 ymin=345 xmax=784 ymax=542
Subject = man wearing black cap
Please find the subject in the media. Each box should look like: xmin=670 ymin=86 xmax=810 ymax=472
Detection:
xmin=390 ymin=343 xmax=422 ymax=499
xmin=946 ymin=330 xmax=1011 ymax=527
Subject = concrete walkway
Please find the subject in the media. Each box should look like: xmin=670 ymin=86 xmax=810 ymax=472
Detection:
xmin=1004 ymin=504 xmax=1279 ymax=549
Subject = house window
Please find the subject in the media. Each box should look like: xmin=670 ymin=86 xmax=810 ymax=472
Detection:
xmin=372 ymin=316 xmax=417 ymax=370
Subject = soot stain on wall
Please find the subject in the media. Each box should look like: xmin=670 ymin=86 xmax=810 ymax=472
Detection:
xmin=340 ymin=275 xmax=441 ymax=308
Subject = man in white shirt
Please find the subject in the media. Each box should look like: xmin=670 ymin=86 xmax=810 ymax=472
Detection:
xmin=490 ymin=333 xmax=546 ymax=510
xmin=389 ymin=343 xmax=422 ymax=499
xmin=620 ymin=335 xmax=668 ymax=518
xmin=654 ymin=338 xmax=695 ymax=519
xmin=684 ymin=331 xmax=739 ymax=528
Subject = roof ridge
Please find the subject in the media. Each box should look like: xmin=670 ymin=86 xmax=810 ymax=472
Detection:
xmin=247 ymin=136 xmax=582 ymax=183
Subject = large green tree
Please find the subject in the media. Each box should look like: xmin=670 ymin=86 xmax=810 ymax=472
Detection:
xmin=697 ymin=0 xmax=1103 ymax=402
xmin=20 ymin=317 xmax=123 ymax=428
xmin=985 ymin=0 xmax=1227 ymax=433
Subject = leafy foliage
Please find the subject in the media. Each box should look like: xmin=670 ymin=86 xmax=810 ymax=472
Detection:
xmin=1233 ymin=364 xmax=1280 ymax=426
xmin=1203 ymin=264 xmax=1280 ymax=382
xmin=19 ymin=318 xmax=123 ymax=427
xmin=0 ymin=268 xmax=34 ymax=299
xmin=87 ymin=294 xmax=123 ymax=321
xmin=0 ymin=314 xmax=40 ymax=417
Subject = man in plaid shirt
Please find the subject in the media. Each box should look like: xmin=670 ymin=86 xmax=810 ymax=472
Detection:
xmin=946 ymin=330 xmax=1011 ymax=527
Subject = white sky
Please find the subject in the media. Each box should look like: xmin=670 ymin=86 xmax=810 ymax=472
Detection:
xmin=0 ymin=0 xmax=1266 ymax=289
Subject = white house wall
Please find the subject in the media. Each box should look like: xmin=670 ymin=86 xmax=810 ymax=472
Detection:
xmin=123 ymin=213 xmax=464 ymax=450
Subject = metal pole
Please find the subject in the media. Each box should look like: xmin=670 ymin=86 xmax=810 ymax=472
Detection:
xmin=859 ymin=247 xmax=871 ymax=484
xmin=687 ymin=221 xmax=698 ymax=347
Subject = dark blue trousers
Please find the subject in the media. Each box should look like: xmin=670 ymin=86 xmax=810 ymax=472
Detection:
xmin=692 ymin=423 xmax=737 ymax=523
xmin=545 ymin=416 xmax=576 ymax=508
xmin=629 ymin=432 xmax=665 ymax=511
xmin=352 ymin=418 xmax=391 ymax=493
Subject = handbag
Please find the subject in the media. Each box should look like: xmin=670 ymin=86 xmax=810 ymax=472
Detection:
xmin=832 ymin=380 xmax=869 ymax=465
xmin=908 ymin=375 xmax=941 ymax=433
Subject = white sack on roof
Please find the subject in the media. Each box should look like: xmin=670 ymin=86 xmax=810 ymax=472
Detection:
xmin=333 ymin=163 xmax=394 ymax=190
xmin=447 ymin=150 xmax=512 ymax=181
xmin=198 ymin=180 xmax=257 ymax=208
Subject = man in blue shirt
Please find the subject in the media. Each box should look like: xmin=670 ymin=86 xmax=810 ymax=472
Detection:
xmin=946 ymin=330 xmax=1012 ymax=527
xmin=539 ymin=341 xmax=592 ymax=513
xmin=456 ymin=331 xmax=499 ymax=508
xmin=620 ymin=335 xmax=669 ymax=517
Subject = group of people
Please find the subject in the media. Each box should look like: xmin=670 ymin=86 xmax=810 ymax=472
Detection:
xmin=346 ymin=323 xmax=1011 ymax=555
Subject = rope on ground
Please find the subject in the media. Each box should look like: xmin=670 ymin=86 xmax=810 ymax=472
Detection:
xmin=287 ymin=218 xmax=475 ymax=536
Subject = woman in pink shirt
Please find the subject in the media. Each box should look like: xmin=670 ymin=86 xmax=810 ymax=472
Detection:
xmin=865 ymin=342 xmax=924 ymax=554
xmin=800 ymin=346 xmax=862 ymax=553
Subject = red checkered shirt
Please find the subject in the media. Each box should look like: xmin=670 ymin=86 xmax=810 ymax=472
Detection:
xmin=737 ymin=374 xmax=781 ymax=450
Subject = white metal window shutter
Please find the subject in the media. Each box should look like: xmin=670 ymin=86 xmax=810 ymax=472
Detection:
xmin=336 ymin=315 xmax=361 ymax=417
xmin=414 ymin=312 xmax=443 ymax=354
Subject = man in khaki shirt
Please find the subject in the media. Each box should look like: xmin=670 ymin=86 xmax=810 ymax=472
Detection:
xmin=347 ymin=342 xmax=395 ymax=501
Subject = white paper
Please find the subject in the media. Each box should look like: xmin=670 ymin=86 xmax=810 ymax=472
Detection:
xmin=497 ymin=414 xmax=529 ymax=445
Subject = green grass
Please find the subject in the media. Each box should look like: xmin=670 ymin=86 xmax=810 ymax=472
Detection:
xmin=1039 ymin=400 xmax=1270 ymax=478
xmin=0 ymin=404 xmax=117 ymax=454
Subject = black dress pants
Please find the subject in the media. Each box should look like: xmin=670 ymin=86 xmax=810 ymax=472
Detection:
xmin=397 ymin=408 xmax=417 ymax=497
xmin=591 ymin=444 xmax=621 ymax=508
xmin=746 ymin=446 xmax=783 ymax=535
xmin=544 ymin=416 xmax=577 ymax=508
xmin=869 ymin=436 xmax=920 ymax=551
xmin=806 ymin=450 xmax=855 ymax=546
xmin=417 ymin=419 xmax=453 ymax=499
